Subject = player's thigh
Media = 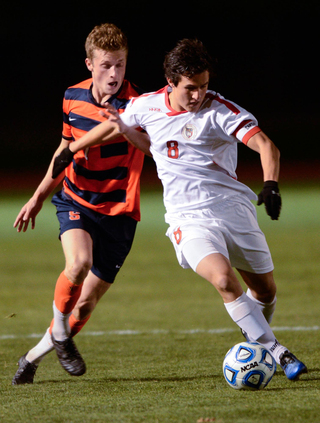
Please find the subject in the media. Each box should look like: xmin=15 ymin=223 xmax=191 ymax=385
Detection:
xmin=237 ymin=269 xmax=276 ymax=303
xmin=61 ymin=228 xmax=93 ymax=269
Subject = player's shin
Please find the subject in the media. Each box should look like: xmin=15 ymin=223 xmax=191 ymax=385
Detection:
xmin=246 ymin=288 xmax=277 ymax=324
xmin=69 ymin=313 xmax=91 ymax=337
xmin=52 ymin=272 xmax=83 ymax=341
xmin=25 ymin=328 xmax=54 ymax=364
xmin=224 ymin=292 xmax=286 ymax=363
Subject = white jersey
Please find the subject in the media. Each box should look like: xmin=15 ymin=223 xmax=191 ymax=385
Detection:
xmin=121 ymin=86 xmax=261 ymax=213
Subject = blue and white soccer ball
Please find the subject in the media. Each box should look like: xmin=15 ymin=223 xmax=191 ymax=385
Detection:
xmin=223 ymin=341 xmax=276 ymax=390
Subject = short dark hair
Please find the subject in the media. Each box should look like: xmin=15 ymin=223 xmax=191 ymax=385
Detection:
xmin=163 ymin=39 xmax=214 ymax=86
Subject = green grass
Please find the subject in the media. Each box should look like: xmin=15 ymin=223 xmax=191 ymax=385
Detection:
xmin=1 ymin=184 xmax=320 ymax=422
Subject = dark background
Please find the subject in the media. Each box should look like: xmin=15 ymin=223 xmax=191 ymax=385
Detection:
xmin=1 ymin=0 xmax=319 ymax=182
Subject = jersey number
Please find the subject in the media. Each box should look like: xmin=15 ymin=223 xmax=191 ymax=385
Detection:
xmin=167 ymin=141 xmax=179 ymax=159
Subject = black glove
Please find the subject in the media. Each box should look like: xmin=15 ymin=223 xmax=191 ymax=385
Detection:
xmin=52 ymin=145 xmax=75 ymax=179
xmin=257 ymin=180 xmax=282 ymax=220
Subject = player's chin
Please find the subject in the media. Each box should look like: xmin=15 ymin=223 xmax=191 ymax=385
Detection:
xmin=187 ymin=103 xmax=200 ymax=112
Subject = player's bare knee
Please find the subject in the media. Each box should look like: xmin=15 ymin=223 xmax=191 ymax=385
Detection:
xmin=212 ymin=273 xmax=236 ymax=296
xmin=65 ymin=257 xmax=92 ymax=284
xmin=257 ymin=289 xmax=277 ymax=304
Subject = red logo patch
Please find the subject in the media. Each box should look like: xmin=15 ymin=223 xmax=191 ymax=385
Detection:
xmin=173 ymin=227 xmax=182 ymax=245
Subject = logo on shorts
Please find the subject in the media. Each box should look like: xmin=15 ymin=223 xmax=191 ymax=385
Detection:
xmin=173 ymin=227 xmax=182 ymax=245
xmin=182 ymin=124 xmax=197 ymax=140
xmin=69 ymin=211 xmax=80 ymax=221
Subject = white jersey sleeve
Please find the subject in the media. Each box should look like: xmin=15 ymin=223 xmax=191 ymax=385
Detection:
xmin=208 ymin=93 xmax=261 ymax=145
xmin=120 ymin=93 xmax=153 ymax=130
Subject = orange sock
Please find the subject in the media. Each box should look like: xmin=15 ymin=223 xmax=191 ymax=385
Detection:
xmin=49 ymin=314 xmax=91 ymax=336
xmin=69 ymin=313 xmax=91 ymax=337
xmin=54 ymin=272 xmax=82 ymax=314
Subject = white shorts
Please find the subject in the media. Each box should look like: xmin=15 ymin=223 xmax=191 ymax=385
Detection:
xmin=165 ymin=196 xmax=274 ymax=274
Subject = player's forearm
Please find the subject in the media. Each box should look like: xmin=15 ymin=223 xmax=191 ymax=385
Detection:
xmin=32 ymin=144 xmax=67 ymax=202
xmin=247 ymin=131 xmax=280 ymax=181
xmin=260 ymin=144 xmax=280 ymax=182
xmin=31 ymin=175 xmax=62 ymax=206
xmin=69 ymin=120 xmax=119 ymax=153
xmin=69 ymin=119 xmax=152 ymax=157
xmin=122 ymin=127 xmax=152 ymax=157
xmin=36 ymin=162 xmax=64 ymax=201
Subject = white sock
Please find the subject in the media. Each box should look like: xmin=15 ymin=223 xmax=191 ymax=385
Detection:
xmin=246 ymin=288 xmax=277 ymax=323
xmin=25 ymin=328 xmax=54 ymax=365
xmin=225 ymin=292 xmax=287 ymax=363
xmin=51 ymin=301 xmax=71 ymax=341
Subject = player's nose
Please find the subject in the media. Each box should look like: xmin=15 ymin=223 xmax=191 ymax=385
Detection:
xmin=192 ymin=89 xmax=201 ymax=100
xmin=109 ymin=66 xmax=117 ymax=78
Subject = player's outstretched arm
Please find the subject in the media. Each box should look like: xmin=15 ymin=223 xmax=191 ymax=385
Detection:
xmin=246 ymin=131 xmax=281 ymax=220
xmin=52 ymin=118 xmax=122 ymax=178
xmin=70 ymin=117 xmax=121 ymax=153
xmin=14 ymin=139 xmax=68 ymax=232
xmin=52 ymin=106 xmax=151 ymax=178
xmin=70 ymin=104 xmax=151 ymax=156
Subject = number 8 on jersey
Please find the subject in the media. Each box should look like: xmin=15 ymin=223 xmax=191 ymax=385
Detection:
xmin=167 ymin=141 xmax=179 ymax=159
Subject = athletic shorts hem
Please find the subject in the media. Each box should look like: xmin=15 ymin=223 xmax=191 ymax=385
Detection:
xmin=90 ymin=266 xmax=118 ymax=284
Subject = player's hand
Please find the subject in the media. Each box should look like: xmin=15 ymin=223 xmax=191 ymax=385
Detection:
xmin=52 ymin=145 xmax=75 ymax=179
xmin=99 ymin=104 xmax=128 ymax=134
xmin=257 ymin=181 xmax=282 ymax=220
xmin=13 ymin=198 xmax=43 ymax=232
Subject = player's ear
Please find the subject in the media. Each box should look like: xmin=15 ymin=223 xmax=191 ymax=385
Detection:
xmin=167 ymin=78 xmax=175 ymax=88
xmin=85 ymin=58 xmax=93 ymax=72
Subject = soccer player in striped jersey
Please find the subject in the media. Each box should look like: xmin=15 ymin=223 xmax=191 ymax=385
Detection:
xmin=53 ymin=39 xmax=307 ymax=381
xmin=12 ymin=23 xmax=149 ymax=384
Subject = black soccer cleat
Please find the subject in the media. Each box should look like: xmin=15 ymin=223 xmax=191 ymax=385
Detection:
xmin=51 ymin=334 xmax=86 ymax=376
xmin=12 ymin=353 xmax=38 ymax=385
xmin=279 ymin=350 xmax=308 ymax=381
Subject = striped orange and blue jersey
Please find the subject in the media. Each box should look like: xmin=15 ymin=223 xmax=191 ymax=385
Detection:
xmin=61 ymin=78 xmax=145 ymax=221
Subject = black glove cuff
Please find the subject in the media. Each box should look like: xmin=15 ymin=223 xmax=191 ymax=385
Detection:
xmin=263 ymin=180 xmax=279 ymax=189
xmin=65 ymin=144 xmax=75 ymax=160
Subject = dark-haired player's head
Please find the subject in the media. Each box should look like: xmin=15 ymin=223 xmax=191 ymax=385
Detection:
xmin=164 ymin=39 xmax=213 ymax=113
xmin=164 ymin=39 xmax=213 ymax=86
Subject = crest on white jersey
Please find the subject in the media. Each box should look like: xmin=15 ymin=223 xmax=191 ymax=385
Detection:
xmin=182 ymin=124 xmax=197 ymax=140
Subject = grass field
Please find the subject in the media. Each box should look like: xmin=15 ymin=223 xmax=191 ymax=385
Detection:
xmin=1 ymin=184 xmax=320 ymax=422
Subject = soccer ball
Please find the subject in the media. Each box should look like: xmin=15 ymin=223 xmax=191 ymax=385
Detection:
xmin=223 ymin=342 xmax=276 ymax=390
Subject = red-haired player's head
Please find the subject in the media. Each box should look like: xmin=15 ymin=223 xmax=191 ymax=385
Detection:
xmin=85 ymin=23 xmax=128 ymax=104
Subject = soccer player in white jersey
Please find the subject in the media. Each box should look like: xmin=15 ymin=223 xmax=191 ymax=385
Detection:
xmin=53 ymin=39 xmax=307 ymax=381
